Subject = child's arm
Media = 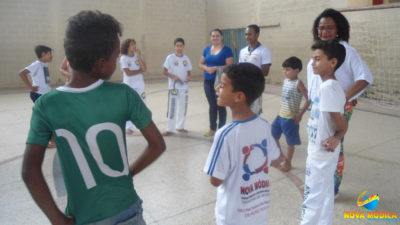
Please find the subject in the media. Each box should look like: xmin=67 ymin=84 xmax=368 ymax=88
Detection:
xmin=123 ymin=50 xmax=147 ymax=76
xmin=21 ymin=143 xmax=75 ymax=225
xmin=185 ymin=71 xmax=191 ymax=82
xmin=322 ymin=112 xmax=348 ymax=152
xmin=210 ymin=176 xmax=223 ymax=187
xmin=136 ymin=49 xmax=147 ymax=73
xmin=163 ymin=67 xmax=182 ymax=83
xmin=59 ymin=57 xmax=72 ymax=82
xmin=130 ymin=121 xmax=165 ymax=176
xmin=19 ymin=69 xmax=38 ymax=92
xmin=294 ymin=80 xmax=311 ymax=124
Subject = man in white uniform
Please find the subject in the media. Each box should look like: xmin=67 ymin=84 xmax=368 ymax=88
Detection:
xmin=239 ymin=24 xmax=271 ymax=115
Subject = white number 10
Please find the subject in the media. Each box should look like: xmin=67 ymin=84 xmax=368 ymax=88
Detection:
xmin=55 ymin=122 xmax=129 ymax=189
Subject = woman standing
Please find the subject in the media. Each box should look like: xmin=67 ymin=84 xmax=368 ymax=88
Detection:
xmin=199 ymin=29 xmax=234 ymax=136
xmin=307 ymin=9 xmax=374 ymax=197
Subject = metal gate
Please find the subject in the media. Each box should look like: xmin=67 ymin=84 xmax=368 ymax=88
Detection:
xmin=221 ymin=28 xmax=247 ymax=63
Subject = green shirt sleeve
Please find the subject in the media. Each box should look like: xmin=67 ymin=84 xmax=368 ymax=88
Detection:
xmin=26 ymin=99 xmax=52 ymax=147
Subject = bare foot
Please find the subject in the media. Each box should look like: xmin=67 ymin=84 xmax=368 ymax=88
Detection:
xmin=271 ymin=155 xmax=286 ymax=168
xmin=126 ymin=129 xmax=133 ymax=135
xmin=162 ymin=131 xmax=173 ymax=136
xmin=176 ymin=129 xmax=188 ymax=133
xmin=279 ymin=161 xmax=292 ymax=172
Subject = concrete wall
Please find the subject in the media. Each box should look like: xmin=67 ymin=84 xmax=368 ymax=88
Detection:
xmin=1 ymin=0 xmax=399 ymax=103
xmin=0 ymin=0 xmax=206 ymax=88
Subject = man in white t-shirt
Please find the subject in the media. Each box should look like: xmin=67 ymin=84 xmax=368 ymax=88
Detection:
xmin=204 ymin=63 xmax=282 ymax=225
xmin=239 ymin=24 xmax=271 ymax=115
xmin=19 ymin=45 xmax=53 ymax=102
xmin=162 ymin=38 xmax=192 ymax=136
xmin=301 ymin=40 xmax=348 ymax=225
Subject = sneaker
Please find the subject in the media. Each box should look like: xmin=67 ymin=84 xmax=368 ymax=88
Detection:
xmin=204 ymin=130 xmax=215 ymax=137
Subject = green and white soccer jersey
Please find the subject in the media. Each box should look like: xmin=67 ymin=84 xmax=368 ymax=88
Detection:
xmin=27 ymin=80 xmax=152 ymax=225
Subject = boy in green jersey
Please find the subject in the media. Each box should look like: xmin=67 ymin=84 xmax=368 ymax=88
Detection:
xmin=21 ymin=10 xmax=165 ymax=225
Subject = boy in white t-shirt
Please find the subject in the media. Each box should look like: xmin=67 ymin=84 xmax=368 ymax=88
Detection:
xmin=204 ymin=63 xmax=283 ymax=225
xmin=19 ymin=45 xmax=53 ymax=102
xmin=19 ymin=45 xmax=55 ymax=148
xmin=120 ymin=38 xmax=147 ymax=135
xmin=301 ymin=40 xmax=348 ymax=225
xmin=162 ymin=38 xmax=192 ymax=136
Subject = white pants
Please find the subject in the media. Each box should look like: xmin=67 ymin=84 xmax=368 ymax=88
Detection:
xmin=126 ymin=86 xmax=146 ymax=131
xmin=166 ymin=89 xmax=188 ymax=132
xmin=250 ymin=96 xmax=263 ymax=115
xmin=300 ymin=153 xmax=339 ymax=225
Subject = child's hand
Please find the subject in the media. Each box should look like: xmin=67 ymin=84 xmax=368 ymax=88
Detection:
xmin=31 ymin=86 xmax=39 ymax=92
xmin=322 ymin=136 xmax=341 ymax=152
xmin=294 ymin=113 xmax=303 ymax=124
xmin=185 ymin=76 xmax=191 ymax=82
xmin=135 ymin=49 xmax=141 ymax=57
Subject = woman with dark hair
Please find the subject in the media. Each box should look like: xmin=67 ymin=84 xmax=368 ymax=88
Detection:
xmin=307 ymin=8 xmax=374 ymax=197
xmin=199 ymin=29 xmax=234 ymax=136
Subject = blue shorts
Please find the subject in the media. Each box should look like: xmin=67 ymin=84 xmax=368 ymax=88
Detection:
xmin=271 ymin=115 xmax=301 ymax=146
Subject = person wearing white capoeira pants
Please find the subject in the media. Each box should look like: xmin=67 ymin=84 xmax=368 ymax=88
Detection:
xmin=239 ymin=24 xmax=271 ymax=115
xmin=120 ymin=38 xmax=147 ymax=134
xmin=162 ymin=38 xmax=192 ymax=136
xmin=301 ymin=40 xmax=347 ymax=225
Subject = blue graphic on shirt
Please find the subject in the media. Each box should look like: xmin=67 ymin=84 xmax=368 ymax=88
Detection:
xmin=242 ymin=139 xmax=269 ymax=181
xmin=307 ymin=97 xmax=320 ymax=144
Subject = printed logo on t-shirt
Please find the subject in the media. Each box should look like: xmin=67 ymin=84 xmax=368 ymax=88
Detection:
xmin=135 ymin=60 xmax=140 ymax=66
xmin=183 ymin=60 xmax=188 ymax=67
xmin=307 ymin=97 xmax=320 ymax=144
xmin=43 ymin=67 xmax=50 ymax=84
xmin=127 ymin=62 xmax=131 ymax=67
xmin=242 ymin=139 xmax=269 ymax=181
xmin=174 ymin=61 xmax=178 ymax=66
xmin=238 ymin=139 xmax=270 ymax=217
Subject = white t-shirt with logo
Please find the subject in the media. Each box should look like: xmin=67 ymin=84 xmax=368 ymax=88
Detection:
xmin=204 ymin=116 xmax=279 ymax=225
xmin=120 ymin=54 xmax=145 ymax=89
xmin=307 ymin=40 xmax=373 ymax=102
xmin=239 ymin=44 xmax=271 ymax=68
xmin=25 ymin=60 xmax=51 ymax=94
xmin=163 ymin=53 xmax=192 ymax=90
xmin=307 ymin=79 xmax=345 ymax=160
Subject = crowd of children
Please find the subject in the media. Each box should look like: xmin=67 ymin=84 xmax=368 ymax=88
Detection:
xmin=18 ymin=8 xmax=373 ymax=225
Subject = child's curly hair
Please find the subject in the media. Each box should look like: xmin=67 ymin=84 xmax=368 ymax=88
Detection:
xmin=120 ymin=39 xmax=136 ymax=55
